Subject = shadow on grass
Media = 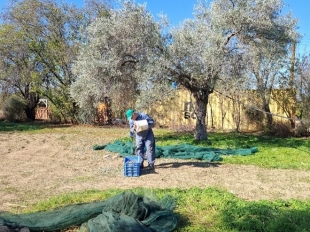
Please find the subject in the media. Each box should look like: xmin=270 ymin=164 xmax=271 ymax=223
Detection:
xmin=0 ymin=121 xmax=72 ymax=132
xmin=156 ymin=161 xmax=222 ymax=169
xmin=173 ymin=213 xmax=191 ymax=231
xmin=221 ymin=200 xmax=310 ymax=232
xmin=156 ymin=131 xmax=310 ymax=150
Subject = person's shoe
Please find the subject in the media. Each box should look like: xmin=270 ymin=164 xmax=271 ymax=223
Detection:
xmin=140 ymin=163 xmax=144 ymax=169
xmin=146 ymin=164 xmax=155 ymax=171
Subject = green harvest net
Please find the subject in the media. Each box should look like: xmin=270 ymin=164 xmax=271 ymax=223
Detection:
xmin=0 ymin=191 xmax=178 ymax=232
xmin=93 ymin=140 xmax=258 ymax=161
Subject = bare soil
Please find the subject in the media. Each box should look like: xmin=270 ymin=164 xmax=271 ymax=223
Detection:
xmin=1 ymin=126 xmax=310 ymax=212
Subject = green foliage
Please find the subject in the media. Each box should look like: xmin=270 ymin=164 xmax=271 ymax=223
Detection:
xmin=71 ymin=1 xmax=163 ymax=123
xmin=0 ymin=0 xmax=110 ymax=123
xmin=75 ymin=107 xmax=97 ymax=124
xmin=0 ymin=0 xmax=302 ymax=140
xmin=2 ymin=95 xmax=27 ymax=122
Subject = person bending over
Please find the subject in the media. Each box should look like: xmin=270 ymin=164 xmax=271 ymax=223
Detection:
xmin=126 ymin=109 xmax=156 ymax=170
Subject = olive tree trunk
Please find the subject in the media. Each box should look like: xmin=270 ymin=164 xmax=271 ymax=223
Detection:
xmin=193 ymin=90 xmax=209 ymax=141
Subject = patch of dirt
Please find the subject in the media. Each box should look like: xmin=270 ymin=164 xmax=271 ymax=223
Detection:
xmin=1 ymin=128 xmax=310 ymax=212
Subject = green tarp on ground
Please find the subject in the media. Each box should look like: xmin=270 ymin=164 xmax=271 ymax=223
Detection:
xmin=93 ymin=140 xmax=258 ymax=162
xmin=0 ymin=191 xmax=178 ymax=232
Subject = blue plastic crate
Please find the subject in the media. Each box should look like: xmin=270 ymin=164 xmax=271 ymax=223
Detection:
xmin=124 ymin=156 xmax=141 ymax=177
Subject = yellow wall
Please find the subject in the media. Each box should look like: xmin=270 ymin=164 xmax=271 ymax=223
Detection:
xmin=148 ymin=88 xmax=294 ymax=132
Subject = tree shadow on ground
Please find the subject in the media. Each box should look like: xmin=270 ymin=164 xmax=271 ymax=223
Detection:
xmin=139 ymin=161 xmax=221 ymax=176
xmin=0 ymin=121 xmax=72 ymax=132
xmin=221 ymin=200 xmax=310 ymax=232
xmin=172 ymin=213 xmax=191 ymax=231
xmin=155 ymin=131 xmax=310 ymax=150
xmin=156 ymin=161 xmax=222 ymax=169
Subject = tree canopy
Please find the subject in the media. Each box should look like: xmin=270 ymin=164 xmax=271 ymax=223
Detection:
xmin=71 ymin=1 xmax=166 ymax=121
xmin=0 ymin=0 xmax=305 ymax=140
xmin=0 ymin=0 xmax=110 ymax=122
xmin=71 ymin=0 xmax=297 ymax=140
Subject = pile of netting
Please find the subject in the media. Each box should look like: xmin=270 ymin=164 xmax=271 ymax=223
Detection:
xmin=93 ymin=140 xmax=258 ymax=161
xmin=0 ymin=191 xmax=178 ymax=232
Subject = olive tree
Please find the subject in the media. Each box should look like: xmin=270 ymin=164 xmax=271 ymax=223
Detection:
xmin=71 ymin=0 xmax=297 ymax=140
xmin=157 ymin=0 xmax=296 ymax=140
xmin=71 ymin=1 xmax=166 ymax=122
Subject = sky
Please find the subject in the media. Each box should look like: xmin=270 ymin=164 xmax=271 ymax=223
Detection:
xmin=0 ymin=0 xmax=309 ymax=54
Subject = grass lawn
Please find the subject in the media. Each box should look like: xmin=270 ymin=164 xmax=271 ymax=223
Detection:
xmin=154 ymin=129 xmax=310 ymax=171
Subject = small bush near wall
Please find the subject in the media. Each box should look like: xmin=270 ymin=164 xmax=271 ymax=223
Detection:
xmin=294 ymin=121 xmax=310 ymax=137
xmin=244 ymin=106 xmax=265 ymax=128
xmin=3 ymin=95 xmax=27 ymax=122
xmin=266 ymin=121 xmax=294 ymax=138
xmin=0 ymin=110 xmax=5 ymax=121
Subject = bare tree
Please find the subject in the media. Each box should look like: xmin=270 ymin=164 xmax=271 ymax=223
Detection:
xmin=243 ymin=45 xmax=292 ymax=130
xmin=296 ymin=53 xmax=310 ymax=121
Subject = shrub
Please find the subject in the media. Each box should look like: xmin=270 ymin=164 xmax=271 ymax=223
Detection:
xmin=266 ymin=121 xmax=294 ymax=138
xmin=3 ymin=95 xmax=27 ymax=122
xmin=294 ymin=121 xmax=310 ymax=137
xmin=245 ymin=106 xmax=264 ymax=121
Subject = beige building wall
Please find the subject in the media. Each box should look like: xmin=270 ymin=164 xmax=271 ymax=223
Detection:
xmin=149 ymin=88 xmax=294 ymax=132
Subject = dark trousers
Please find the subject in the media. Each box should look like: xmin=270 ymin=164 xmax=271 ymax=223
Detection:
xmin=135 ymin=129 xmax=155 ymax=166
